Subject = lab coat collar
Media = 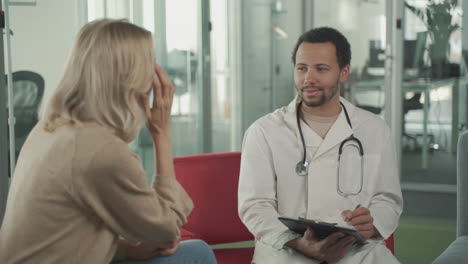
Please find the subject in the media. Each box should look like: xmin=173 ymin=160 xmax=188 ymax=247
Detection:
xmin=315 ymin=99 xmax=354 ymax=158
xmin=284 ymin=97 xmax=355 ymax=160
xmin=283 ymin=98 xmax=302 ymax=146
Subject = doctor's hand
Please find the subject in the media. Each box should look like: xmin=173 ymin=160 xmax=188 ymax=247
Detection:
xmin=284 ymin=227 xmax=355 ymax=262
xmin=342 ymin=206 xmax=380 ymax=239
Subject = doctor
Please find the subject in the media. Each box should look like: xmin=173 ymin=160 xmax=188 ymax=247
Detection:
xmin=238 ymin=27 xmax=403 ymax=263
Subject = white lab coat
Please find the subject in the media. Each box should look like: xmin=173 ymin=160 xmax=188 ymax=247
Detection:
xmin=238 ymin=97 xmax=403 ymax=264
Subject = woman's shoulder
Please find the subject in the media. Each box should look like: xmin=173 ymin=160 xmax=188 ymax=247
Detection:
xmin=73 ymin=123 xmax=133 ymax=157
xmin=72 ymin=123 xmax=143 ymax=182
xmin=45 ymin=122 xmax=137 ymax=172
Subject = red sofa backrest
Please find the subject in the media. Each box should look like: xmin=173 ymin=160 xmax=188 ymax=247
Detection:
xmin=174 ymin=152 xmax=254 ymax=245
xmin=174 ymin=151 xmax=395 ymax=255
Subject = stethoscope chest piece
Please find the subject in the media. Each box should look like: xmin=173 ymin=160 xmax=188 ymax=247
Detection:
xmin=295 ymin=161 xmax=308 ymax=176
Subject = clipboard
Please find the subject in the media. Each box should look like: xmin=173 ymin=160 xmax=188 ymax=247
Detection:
xmin=278 ymin=216 xmax=367 ymax=245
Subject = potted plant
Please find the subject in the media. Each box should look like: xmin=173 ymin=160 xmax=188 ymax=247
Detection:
xmin=405 ymin=0 xmax=461 ymax=78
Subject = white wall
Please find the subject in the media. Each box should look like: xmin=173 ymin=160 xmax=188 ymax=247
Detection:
xmin=7 ymin=0 xmax=78 ymax=101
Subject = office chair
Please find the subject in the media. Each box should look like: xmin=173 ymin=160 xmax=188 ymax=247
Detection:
xmin=6 ymin=70 xmax=44 ymax=161
xmin=354 ymin=54 xmax=386 ymax=115
xmin=402 ymin=92 xmax=435 ymax=151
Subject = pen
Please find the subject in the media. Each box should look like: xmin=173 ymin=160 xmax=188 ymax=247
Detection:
xmin=355 ymin=204 xmax=361 ymax=210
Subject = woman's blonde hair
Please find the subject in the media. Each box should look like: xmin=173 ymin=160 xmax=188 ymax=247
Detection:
xmin=41 ymin=18 xmax=154 ymax=142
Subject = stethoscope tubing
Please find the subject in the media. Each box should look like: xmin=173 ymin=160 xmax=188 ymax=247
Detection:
xmin=295 ymin=100 xmax=364 ymax=196
xmin=296 ymin=101 xmax=308 ymax=173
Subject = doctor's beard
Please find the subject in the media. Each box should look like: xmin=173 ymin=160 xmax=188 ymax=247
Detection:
xmin=298 ymin=82 xmax=339 ymax=108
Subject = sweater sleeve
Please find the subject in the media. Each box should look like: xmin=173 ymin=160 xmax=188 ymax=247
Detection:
xmin=72 ymin=139 xmax=193 ymax=243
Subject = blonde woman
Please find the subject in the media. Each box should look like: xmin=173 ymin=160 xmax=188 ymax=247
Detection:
xmin=0 ymin=19 xmax=216 ymax=264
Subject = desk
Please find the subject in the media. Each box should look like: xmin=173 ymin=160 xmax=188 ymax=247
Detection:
xmin=351 ymin=77 xmax=468 ymax=169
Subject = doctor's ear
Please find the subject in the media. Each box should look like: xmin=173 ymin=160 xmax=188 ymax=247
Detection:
xmin=339 ymin=65 xmax=350 ymax=82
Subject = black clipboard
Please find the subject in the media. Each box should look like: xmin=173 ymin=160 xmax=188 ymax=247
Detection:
xmin=278 ymin=216 xmax=367 ymax=245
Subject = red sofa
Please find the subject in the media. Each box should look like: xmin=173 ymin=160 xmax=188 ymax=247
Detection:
xmin=174 ymin=152 xmax=394 ymax=263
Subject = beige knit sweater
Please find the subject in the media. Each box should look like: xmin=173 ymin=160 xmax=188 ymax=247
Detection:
xmin=0 ymin=122 xmax=193 ymax=264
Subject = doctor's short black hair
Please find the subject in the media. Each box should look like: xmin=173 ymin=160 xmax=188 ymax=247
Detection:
xmin=291 ymin=27 xmax=351 ymax=69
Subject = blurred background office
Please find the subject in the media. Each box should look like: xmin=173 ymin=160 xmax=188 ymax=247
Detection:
xmin=1 ymin=0 xmax=467 ymax=263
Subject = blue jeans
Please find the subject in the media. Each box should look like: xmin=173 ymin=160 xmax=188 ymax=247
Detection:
xmin=113 ymin=239 xmax=217 ymax=264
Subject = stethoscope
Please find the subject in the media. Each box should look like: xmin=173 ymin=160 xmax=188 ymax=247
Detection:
xmin=295 ymin=101 xmax=364 ymax=196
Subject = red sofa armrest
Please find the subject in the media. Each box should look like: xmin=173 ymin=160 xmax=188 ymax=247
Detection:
xmin=385 ymin=234 xmax=394 ymax=254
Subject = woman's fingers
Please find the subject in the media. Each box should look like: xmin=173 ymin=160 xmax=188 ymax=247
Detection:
xmin=139 ymin=94 xmax=151 ymax=121
xmin=155 ymin=64 xmax=175 ymax=99
xmin=143 ymin=64 xmax=175 ymax=135
xmin=152 ymin=66 xmax=163 ymax=109
xmin=152 ymin=64 xmax=174 ymax=111
xmin=156 ymin=242 xmax=180 ymax=256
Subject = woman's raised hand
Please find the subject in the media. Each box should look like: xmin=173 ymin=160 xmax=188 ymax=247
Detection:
xmin=141 ymin=65 xmax=175 ymax=136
